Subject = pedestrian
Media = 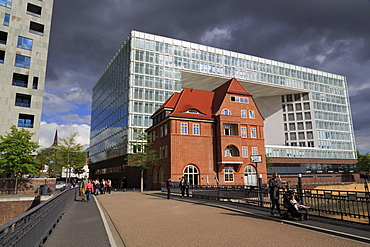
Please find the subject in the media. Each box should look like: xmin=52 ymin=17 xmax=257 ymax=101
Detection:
xmin=166 ymin=178 xmax=172 ymax=199
xmin=179 ymin=176 xmax=187 ymax=198
xmin=80 ymin=176 xmax=88 ymax=201
xmin=268 ymin=172 xmax=283 ymax=216
xmin=100 ymin=179 xmax=105 ymax=194
xmin=107 ymin=179 xmax=112 ymax=194
xmin=104 ymin=179 xmax=109 ymax=194
xmin=71 ymin=178 xmax=77 ymax=188
xmin=94 ymin=179 xmax=100 ymax=195
xmin=85 ymin=179 xmax=94 ymax=202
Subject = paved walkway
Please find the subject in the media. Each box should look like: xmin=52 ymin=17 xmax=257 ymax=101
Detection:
xmin=44 ymin=196 xmax=111 ymax=247
xmin=45 ymin=191 xmax=370 ymax=247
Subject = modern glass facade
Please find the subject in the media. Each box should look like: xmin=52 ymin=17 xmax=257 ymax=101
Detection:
xmin=90 ymin=30 xmax=356 ymax=165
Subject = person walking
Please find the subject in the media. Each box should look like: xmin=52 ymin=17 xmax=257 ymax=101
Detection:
xmin=85 ymin=179 xmax=94 ymax=202
xmin=104 ymin=179 xmax=109 ymax=194
xmin=179 ymin=177 xmax=187 ymax=198
xmin=268 ymin=172 xmax=283 ymax=216
xmin=93 ymin=179 xmax=100 ymax=195
xmin=107 ymin=179 xmax=112 ymax=194
xmin=166 ymin=178 xmax=172 ymax=199
xmin=80 ymin=176 xmax=88 ymax=201
xmin=100 ymin=179 xmax=105 ymax=194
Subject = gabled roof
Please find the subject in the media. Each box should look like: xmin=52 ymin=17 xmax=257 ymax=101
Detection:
xmin=212 ymin=77 xmax=252 ymax=114
xmin=169 ymin=88 xmax=214 ymax=120
xmin=151 ymin=92 xmax=181 ymax=118
xmin=151 ymin=78 xmax=255 ymax=122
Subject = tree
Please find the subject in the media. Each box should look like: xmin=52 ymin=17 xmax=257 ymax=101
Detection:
xmin=125 ymin=129 xmax=159 ymax=192
xmin=265 ymin=156 xmax=273 ymax=172
xmin=357 ymin=151 xmax=370 ymax=178
xmin=37 ymin=146 xmax=63 ymax=177
xmin=58 ymin=133 xmax=86 ymax=183
xmin=0 ymin=125 xmax=40 ymax=193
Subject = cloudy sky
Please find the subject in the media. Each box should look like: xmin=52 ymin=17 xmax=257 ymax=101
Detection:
xmin=39 ymin=0 xmax=370 ymax=154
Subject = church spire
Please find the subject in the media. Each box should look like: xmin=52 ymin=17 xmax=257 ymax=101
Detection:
xmin=52 ymin=129 xmax=58 ymax=147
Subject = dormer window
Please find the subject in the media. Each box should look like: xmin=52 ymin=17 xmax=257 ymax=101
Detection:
xmin=184 ymin=109 xmax=202 ymax=114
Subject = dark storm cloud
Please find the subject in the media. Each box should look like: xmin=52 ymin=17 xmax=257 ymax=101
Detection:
xmin=45 ymin=0 xmax=370 ymax=152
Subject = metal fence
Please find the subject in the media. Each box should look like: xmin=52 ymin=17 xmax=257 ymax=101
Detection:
xmin=164 ymin=184 xmax=370 ymax=224
xmin=0 ymin=187 xmax=78 ymax=247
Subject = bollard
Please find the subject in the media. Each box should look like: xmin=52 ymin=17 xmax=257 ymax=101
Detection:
xmin=298 ymin=174 xmax=304 ymax=204
xmin=258 ymin=174 xmax=263 ymax=206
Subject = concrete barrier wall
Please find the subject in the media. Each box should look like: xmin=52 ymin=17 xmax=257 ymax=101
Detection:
xmin=0 ymin=178 xmax=56 ymax=194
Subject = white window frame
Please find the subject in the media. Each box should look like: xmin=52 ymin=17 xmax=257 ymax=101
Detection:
xmin=250 ymin=127 xmax=257 ymax=138
xmin=241 ymin=127 xmax=247 ymax=138
xmin=242 ymin=146 xmax=249 ymax=158
xmin=252 ymin=147 xmax=258 ymax=155
xmin=164 ymin=124 xmax=168 ymax=136
xmin=181 ymin=123 xmax=188 ymax=134
xmin=249 ymin=110 xmax=255 ymax=119
xmin=193 ymin=123 xmax=200 ymax=135
xmin=241 ymin=110 xmax=247 ymax=118
xmin=224 ymin=167 xmax=234 ymax=182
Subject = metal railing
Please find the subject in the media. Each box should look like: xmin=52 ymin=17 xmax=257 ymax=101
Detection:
xmin=0 ymin=187 xmax=78 ymax=247
xmin=163 ymin=184 xmax=370 ymax=224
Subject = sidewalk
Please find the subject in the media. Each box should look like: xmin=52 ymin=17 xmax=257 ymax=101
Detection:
xmin=96 ymin=192 xmax=370 ymax=247
xmin=44 ymin=196 xmax=111 ymax=247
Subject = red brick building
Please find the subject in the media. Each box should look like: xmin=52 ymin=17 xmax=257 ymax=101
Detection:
xmin=146 ymin=78 xmax=267 ymax=189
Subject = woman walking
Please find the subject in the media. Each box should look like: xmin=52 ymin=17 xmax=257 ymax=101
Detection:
xmin=85 ymin=179 xmax=94 ymax=202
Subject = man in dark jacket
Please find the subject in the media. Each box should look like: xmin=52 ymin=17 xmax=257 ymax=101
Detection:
xmin=268 ymin=172 xmax=282 ymax=216
xmin=166 ymin=178 xmax=172 ymax=199
xmin=179 ymin=177 xmax=187 ymax=198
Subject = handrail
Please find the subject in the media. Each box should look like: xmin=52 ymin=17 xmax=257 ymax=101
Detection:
xmin=163 ymin=184 xmax=370 ymax=224
xmin=0 ymin=187 xmax=78 ymax=247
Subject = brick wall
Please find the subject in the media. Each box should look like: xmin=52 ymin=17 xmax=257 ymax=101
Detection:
xmin=0 ymin=178 xmax=57 ymax=194
xmin=0 ymin=196 xmax=40 ymax=225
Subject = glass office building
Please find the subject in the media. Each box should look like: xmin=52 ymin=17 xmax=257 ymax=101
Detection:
xmin=90 ymin=30 xmax=356 ymax=174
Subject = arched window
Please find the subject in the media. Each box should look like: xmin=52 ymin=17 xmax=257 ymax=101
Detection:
xmin=221 ymin=109 xmax=231 ymax=115
xmin=224 ymin=145 xmax=240 ymax=157
xmin=158 ymin=166 xmax=164 ymax=183
xmin=153 ymin=166 xmax=158 ymax=183
xmin=183 ymin=164 xmax=199 ymax=186
xmin=244 ymin=165 xmax=257 ymax=186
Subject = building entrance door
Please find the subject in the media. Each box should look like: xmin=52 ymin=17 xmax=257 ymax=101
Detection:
xmin=244 ymin=165 xmax=257 ymax=186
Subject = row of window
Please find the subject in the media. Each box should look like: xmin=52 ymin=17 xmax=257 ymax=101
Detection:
xmin=0 ymin=32 xmax=33 ymax=66
xmin=224 ymin=125 xmax=257 ymax=138
xmin=221 ymin=109 xmax=255 ymax=119
xmin=152 ymin=164 xmax=256 ymax=184
xmin=133 ymin=37 xmax=345 ymax=88
xmin=283 ymin=102 xmax=310 ymax=112
xmin=177 ymin=122 xmax=259 ymax=138
xmin=284 ymin=122 xmax=312 ymax=131
xmin=225 ymin=145 xmax=258 ymax=158
xmin=283 ymin=112 xmax=311 ymax=121
xmin=12 ymin=73 xmax=38 ymax=89
xmin=282 ymin=93 xmax=309 ymax=103
xmin=1 ymin=1 xmax=43 ymax=9
xmin=180 ymin=123 xmax=200 ymax=135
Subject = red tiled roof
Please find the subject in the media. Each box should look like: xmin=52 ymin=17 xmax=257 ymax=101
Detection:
xmin=169 ymin=88 xmax=214 ymax=120
xmin=152 ymin=92 xmax=181 ymax=116
xmin=154 ymin=78 xmax=253 ymax=120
